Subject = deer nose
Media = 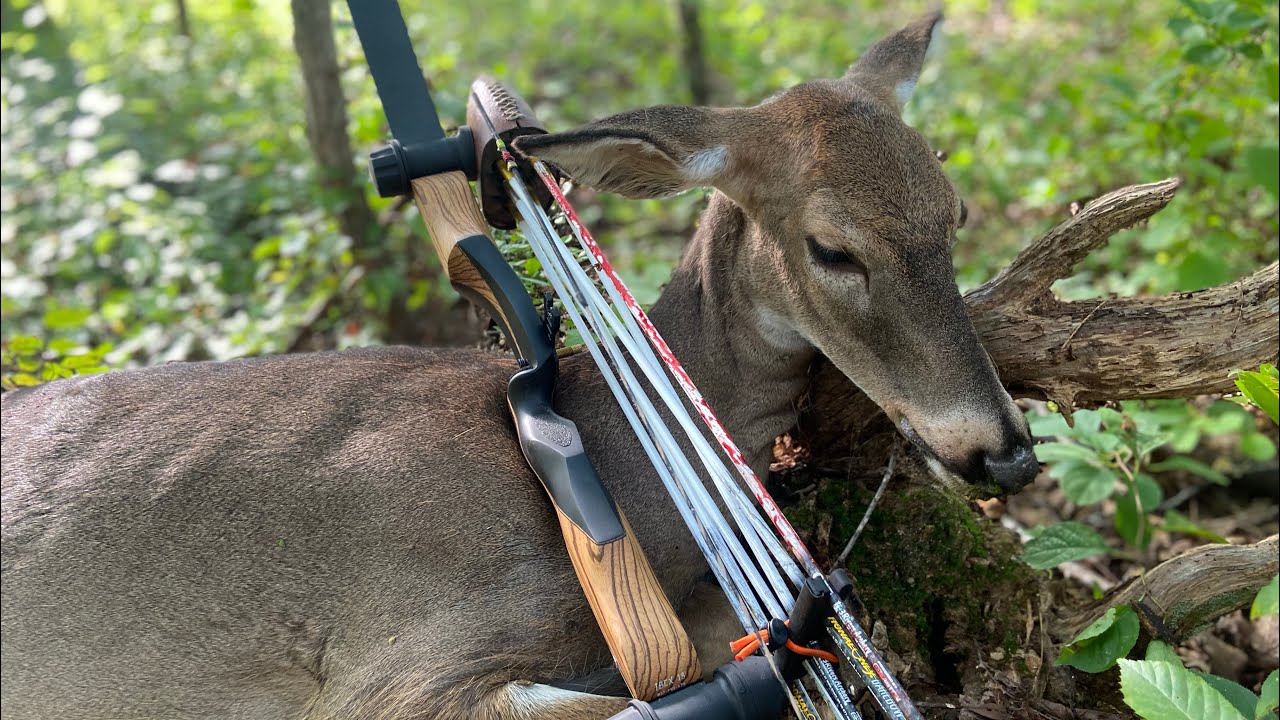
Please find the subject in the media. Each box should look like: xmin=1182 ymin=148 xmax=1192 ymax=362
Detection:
xmin=982 ymin=444 xmax=1040 ymax=493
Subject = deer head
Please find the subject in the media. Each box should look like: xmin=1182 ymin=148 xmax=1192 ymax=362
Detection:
xmin=516 ymin=15 xmax=1038 ymax=495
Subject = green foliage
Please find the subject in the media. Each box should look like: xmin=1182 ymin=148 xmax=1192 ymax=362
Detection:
xmin=1252 ymin=574 xmax=1280 ymax=619
xmin=1065 ymin=592 xmax=1280 ymax=719
xmin=1147 ymin=639 xmax=1278 ymax=720
xmin=1261 ymin=672 xmax=1280 ymax=719
xmin=1024 ymin=400 xmax=1268 ymax=567
xmin=1055 ymin=605 xmax=1140 ymax=672
xmin=1119 ymin=658 xmax=1249 ymax=720
xmin=1 ymin=334 xmax=111 ymax=389
xmin=1197 ymin=670 xmax=1276 ymax=720
xmin=1022 ymin=521 xmax=1110 ymax=569
xmin=3 ymin=0 xmax=1277 ymax=370
xmin=1230 ymin=364 xmax=1280 ymax=424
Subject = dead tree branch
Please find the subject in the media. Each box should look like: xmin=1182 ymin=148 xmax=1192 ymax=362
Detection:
xmin=1057 ymin=535 xmax=1278 ymax=642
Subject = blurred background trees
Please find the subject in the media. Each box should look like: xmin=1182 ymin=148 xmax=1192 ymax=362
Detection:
xmin=2 ymin=0 xmax=1275 ymax=372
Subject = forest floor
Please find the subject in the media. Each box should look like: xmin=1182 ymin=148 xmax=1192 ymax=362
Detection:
xmin=770 ymin=401 xmax=1280 ymax=720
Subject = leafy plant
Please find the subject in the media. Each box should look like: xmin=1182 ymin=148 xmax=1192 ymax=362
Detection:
xmin=1253 ymin=574 xmax=1279 ymax=620
xmin=1119 ymin=657 xmax=1255 ymax=720
xmin=1020 ymin=400 xmax=1270 ymax=569
xmin=1229 ymin=364 xmax=1280 ymax=424
xmin=1 ymin=334 xmax=112 ymax=390
xmin=1057 ymin=577 xmax=1280 ymax=720
xmin=1056 ymin=605 xmax=1140 ymax=672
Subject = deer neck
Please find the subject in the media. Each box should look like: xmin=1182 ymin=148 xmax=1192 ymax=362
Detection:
xmin=646 ymin=193 xmax=816 ymax=469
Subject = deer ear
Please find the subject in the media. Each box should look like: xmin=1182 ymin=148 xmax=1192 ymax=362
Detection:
xmin=844 ymin=12 xmax=943 ymax=112
xmin=513 ymin=106 xmax=735 ymax=200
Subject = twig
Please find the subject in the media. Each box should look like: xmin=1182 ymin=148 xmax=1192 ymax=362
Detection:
xmin=1155 ymin=481 xmax=1209 ymax=512
xmin=966 ymin=177 xmax=1182 ymax=310
xmin=836 ymin=440 xmax=898 ymax=567
xmin=1058 ymin=298 xmax=1109 ymax=355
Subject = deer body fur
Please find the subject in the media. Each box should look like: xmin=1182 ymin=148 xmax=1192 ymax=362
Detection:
xmin=2 ymin=16 xmax=1038 ymax=720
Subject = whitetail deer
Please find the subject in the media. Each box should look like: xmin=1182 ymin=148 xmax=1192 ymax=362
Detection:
xmin=1 ymin=15 xmax=1037 ymax=720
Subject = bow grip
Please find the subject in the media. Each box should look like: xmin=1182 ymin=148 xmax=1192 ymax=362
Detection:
xmin=410 ymin=172 xmax=553 ymax=364
xmin=466 ymin=75 xmax=555 ymax=229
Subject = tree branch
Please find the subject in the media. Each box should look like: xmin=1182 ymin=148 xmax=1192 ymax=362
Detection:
xmin=967 ymin=178 xmax=1183 ymax=311
xmin=1057 ymin=535 xmax=1278 ymax=642
xmin=974 ymin=262 xmax=1278 ymax=414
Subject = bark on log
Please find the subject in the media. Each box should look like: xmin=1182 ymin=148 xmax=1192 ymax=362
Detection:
xmin=807 ymin=178 xmax=1280 ymax=453
xmin=1058 ymin=535 xmax=1279 ymax=642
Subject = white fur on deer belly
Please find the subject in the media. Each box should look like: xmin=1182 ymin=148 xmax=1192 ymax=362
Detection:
xmin=506 ymin=682 xmax=601 ymax=714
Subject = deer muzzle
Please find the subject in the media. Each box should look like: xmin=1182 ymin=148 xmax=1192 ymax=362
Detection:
xmin=982 ymin=442 xmax=1040 ymax=494
xmin=897 ymin=410 xmax=1039 ymax=495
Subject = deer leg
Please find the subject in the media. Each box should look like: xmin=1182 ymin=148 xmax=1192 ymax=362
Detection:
xmin=308 ymin=674 xmax=630 ymax=720
xmin=486 ymin=682 xmax=631 ymax=720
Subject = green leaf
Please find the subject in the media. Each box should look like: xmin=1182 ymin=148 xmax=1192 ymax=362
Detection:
xmin=1029 ymin=412 xmax=1072 ymax=437
xmin=1119 ymin=659 xmax=1248 ymax=720
xmin=1223 ymin=8 xmax=1264 ymax=30
xmin=1034 ymin=442 xmax=1098 ymax=464
xmin=60 ymin=354 xmax=102 ymax=370
xmin=1116 ymin=488 xmax=1152 ymax=549
xmin=1056 ymin=462 xmax=1119 ymax=505
xmin=1240 ymin=433 xmax=1277 ymax=461
xmin=1194 ymin=671 xmax=1265 ymax=720
xmin=562 ymin=325 xmax=583 ymax=348
xmin=1148 ymin=455 xmax=1230 ymax=485
xmin=1021 ymin=521 xmax=1110 ymax=570
xmin=1242 ymin=145 xmax=1280 ymax=200
xmin=1235 ymin=371 xmax=1279 ymax=424
xmin=1135 ymin=473 xmax=1164 ymax=508
xmin=1057 ymin=605 xmax=1140 ymax=672
xmin=7 ymin=335 xmax=42 ymax=354
xmin=1081 ymin=429 xmax=1125 ymax=453
xmin=46 ymin=337 xmax=79 ymax=354
xmin=1184 ymin=43 xmax=1226 ymax=65
xmin=1145 ymin=639 xmax=1182 ymax=665
xmin=1074 ymin=409 xmax=1102 ymax=436
xmin=1097 ymin=406 xmax=1126 ymax=429
xmin=1259 ymin=670 xmax=1278 ymax=720
xmin=251 ymin=236 xmax=281 ymax=260
xmin=1162 ymin=510 xmax=1228 ymax=543
xmin=42 ymin=306 xmax=92 ymax=331
xmin=1168 ymin=16 xmax=1195 ymax=37
xmin=1252 ymin=574 xmax=1279 ymax=620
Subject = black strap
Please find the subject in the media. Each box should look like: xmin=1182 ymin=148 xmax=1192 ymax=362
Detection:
xmin=347 ymin=0 xmax=443 ymax=147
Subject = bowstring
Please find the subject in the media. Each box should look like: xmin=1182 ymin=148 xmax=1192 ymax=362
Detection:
xmin=470 ymin=96 xmax=908 ymax=719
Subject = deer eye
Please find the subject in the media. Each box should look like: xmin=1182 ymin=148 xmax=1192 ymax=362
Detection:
xmin=807 ymin=236 xmax=867 ymax=276
xmin=957 ymin=200 xmax=968 ymax=229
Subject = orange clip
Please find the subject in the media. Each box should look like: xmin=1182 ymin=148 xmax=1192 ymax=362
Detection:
xmin=729 ymin=623 xmax=839 ymax=664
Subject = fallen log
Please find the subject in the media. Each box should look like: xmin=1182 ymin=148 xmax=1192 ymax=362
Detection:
xmin=1057 ymin=535 xmax=1279 ymax=642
